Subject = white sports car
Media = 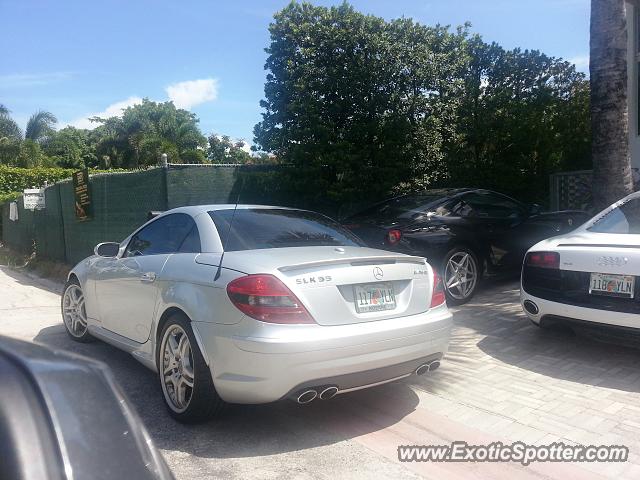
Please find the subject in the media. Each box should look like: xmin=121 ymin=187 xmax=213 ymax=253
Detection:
xmin=521 ymin=192 xmax=640 ymax=333
xmin=62 ymin=205 xmax=452 ymax=422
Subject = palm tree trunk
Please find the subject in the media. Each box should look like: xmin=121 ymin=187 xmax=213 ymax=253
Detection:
xmin=590 ymin=0 xmax=634 ymax=209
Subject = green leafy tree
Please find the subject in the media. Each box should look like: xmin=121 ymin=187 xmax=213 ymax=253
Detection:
xmin=0 ymin=105 xmax=21 ymax=142
xmin=207 ymin=134 xmax=252 ymax=163
xmin=254 ymin=2 xmax=469 ymax=209
xmin=0 ymin=106 xmax=58 ymax=166
xmin=91 ymin=99 xmax=207 ymax=168
xmin=16 ymin=139 xmax=47 ymax=168
xmin=255 ymin=2 xmax=592 ymax=208
xmin=43 ymin=126 xmax=97 ymax=168
xmin=443 ymin=37 xmax=591 ymax=203
xmin=0 ymin=105 xmax=23 ymax=165
xmin=25 ymin=111 xmax=57 ymax=143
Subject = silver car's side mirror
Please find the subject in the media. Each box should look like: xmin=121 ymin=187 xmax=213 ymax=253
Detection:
xmin=94 ymin=242 xmax=120 ymax=258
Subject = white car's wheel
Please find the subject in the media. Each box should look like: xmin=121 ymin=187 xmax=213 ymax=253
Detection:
xmin=443 ymin=247 xmax=479 ymax=305
xmin=61 ymin=278 xmax=93 ymax=342
xmin=158 ymin=313 xmax=224 ymax=423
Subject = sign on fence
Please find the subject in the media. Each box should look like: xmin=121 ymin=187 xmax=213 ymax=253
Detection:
xmin=73 ymin=169 xmax=92 ymax=221
xmin=23 ymin=188 xmax=45 ymax=210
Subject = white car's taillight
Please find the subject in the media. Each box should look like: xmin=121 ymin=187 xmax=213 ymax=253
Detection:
xmin=525 ymin=251 xmax=560 ymax=269
xmin=430 ymin=270 xmax=446 ymax=308
xmin=227 ymin=274 xmax=315 ymax=324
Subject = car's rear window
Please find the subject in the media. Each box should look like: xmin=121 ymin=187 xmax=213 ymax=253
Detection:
xmin=347 ymin=194 xmax=451 ymax=224
xmin=209 ymin=208 xmax=365 ymax=251
xmin=588 ymin=197 xmax=640 ymax=234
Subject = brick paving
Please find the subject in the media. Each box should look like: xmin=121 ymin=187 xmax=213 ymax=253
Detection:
xmin=3 ymin=267 xmax=640 ymax=479
xmin=412 ymin=278 xmax=640 ymax=479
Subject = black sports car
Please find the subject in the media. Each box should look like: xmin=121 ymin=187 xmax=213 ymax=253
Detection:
xmin=343 ymin=188 xmax=590 ymax=304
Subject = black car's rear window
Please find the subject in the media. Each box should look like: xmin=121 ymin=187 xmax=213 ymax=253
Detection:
xmin=348 ymin=195 xmax=450 ymax=224
xmin=209 ymin=208 xmax=365 ymax=251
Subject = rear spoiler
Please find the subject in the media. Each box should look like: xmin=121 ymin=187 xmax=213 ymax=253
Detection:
xmin=147 ymin=210 xmax=164 ymax=220
xmin=278 ymin=255 xmax=427 ymax=273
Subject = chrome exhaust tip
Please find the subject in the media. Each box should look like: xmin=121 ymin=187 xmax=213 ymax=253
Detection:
xmin=427 ymin=360 xmax=440 ymax=372
xmin=415 ymin=360 xmax=441 ymax=376
xmin=318 ymin=386 xmax=339 ymax=400
xmin=296 ymin=389 xmax=317 ymax=404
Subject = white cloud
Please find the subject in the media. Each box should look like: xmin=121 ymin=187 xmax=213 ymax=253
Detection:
xmin=0 ymin=72 xmax=74 ymax=88
xmin=67 ymin=96 xmax=143 ymax=129
xmin=62 ymin=77 xmax=219 ymax=130
xmin=166 ymin=78 xmax=218 ymax=109
xmin=569 ymin=55 xmax=589 ymax=73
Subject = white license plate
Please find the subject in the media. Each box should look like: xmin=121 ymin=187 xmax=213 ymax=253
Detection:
xmin=354 ymin=282 xmax=396 ymax=313
xmin=589 ymin=273 xmax=635 ymax=298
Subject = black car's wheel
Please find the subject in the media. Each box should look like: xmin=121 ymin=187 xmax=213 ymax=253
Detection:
xmin=442 ymin=247 xmax=480 ymax=305
xmin=61 ymin=277 xmax=93 ymax=342
xmin=157 ymin=312 xmax=225 ymax=423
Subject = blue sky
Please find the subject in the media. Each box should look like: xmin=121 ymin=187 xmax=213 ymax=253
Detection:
xmin=0 ymin=0 xmax=590 ymax=145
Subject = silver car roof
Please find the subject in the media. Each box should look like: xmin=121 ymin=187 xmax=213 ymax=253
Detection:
xmin=163 ymin=204 xmax=299 ymax=216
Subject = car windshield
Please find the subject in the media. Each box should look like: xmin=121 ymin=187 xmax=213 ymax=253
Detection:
xmin=209 ymin=208 xmax=365 ymax=251
xmin=588 ymin=197 xmax=640 ymax=234
xmin=347 ymin=194 xmax=451 ymax=224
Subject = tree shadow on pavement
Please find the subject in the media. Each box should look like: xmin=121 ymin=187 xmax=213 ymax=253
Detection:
xmin=442 ymin=279 xmax=640 ymax=394
xmin=34 ymin=324 xmax=420 ymax=460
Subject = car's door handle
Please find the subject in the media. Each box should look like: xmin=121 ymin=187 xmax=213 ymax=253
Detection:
xmin=140 ymin=272 xmax=156 ymax=282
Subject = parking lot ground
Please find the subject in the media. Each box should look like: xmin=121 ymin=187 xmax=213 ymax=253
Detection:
xmin=1 ymin=266 xmax=640 ymax=479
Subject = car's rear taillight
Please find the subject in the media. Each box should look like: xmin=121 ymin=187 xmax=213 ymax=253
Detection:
xmin=226 ymin=274 xmax=315 ymax=324
xmin=525 ymin=251 xmax=560 ymax=269
xmin=430 ymin=270 xmax=446 ymax=308
xmin=387 ymin=229 xmax=402 ymax=245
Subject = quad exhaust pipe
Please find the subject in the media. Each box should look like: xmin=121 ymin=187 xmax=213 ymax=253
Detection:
xmin=294 ymin=385 xmax=339 ymax=404
xmin=296 ymin=389 xmax=318 ymax=404
xmin=415 ymin=360 xmax=441 ymax=376
xmin=294 ymin=360 xmax=441 ymax=404
xmin=319 ymin=386 xmax=339 ymax=400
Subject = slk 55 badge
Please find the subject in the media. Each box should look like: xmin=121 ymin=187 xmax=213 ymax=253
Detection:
xmin=296 ymin=275 xmax=332 ymax=285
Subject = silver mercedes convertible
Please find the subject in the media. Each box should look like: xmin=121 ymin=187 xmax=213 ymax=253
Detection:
xmin=62 ymin=205 xmax=452 ymax=422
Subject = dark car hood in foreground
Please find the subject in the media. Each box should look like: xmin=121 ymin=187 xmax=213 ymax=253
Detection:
xmin=0 ymin=336 xmax=174 ymax=480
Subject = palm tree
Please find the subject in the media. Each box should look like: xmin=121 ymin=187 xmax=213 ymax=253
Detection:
xmin=0 ymin=106 xmax=57 ymax=166
xmin=25 ymin=110 xmax=57 ymax=143
xmin=590 ymin=0 xmax=634 ymax=209
xmin=0 ymin=105 xmax=22 ymax=142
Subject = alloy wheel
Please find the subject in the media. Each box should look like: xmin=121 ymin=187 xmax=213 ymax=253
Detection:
xmin=160 ymin=325 xmax=195 ymax=413
xmin=62 ymin=284 xmax=88 ymax=337
xmin=444 ymin=251 xmax=478 ymax=301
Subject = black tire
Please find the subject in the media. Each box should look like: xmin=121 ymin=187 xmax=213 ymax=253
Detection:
xmin=441 ymin=247 xmax=480 ymax=306
xmin=157 ymin=312 xmax=225 ymax=423
xmin=61 ymin=277 xmax=93 ymax=343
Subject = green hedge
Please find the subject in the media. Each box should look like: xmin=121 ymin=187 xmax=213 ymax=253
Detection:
xmin=0 ymin=166 xmax=128 ymax=201
xmin=0 ymin=166 xmax=78 ymax=195
xmin=0 ymin=191 xmax=21 ymax=204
